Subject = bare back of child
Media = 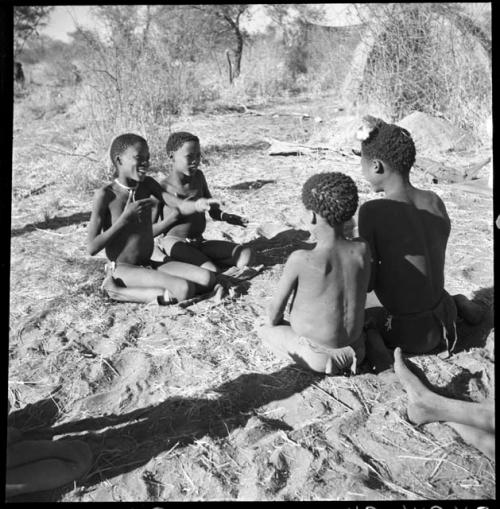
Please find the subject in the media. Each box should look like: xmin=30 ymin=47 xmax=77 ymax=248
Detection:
xmin=357 ymin=116 xmax=483 ymax=368
xmin=156 ymin=132 xmax=254 ymax=273
xmin=258 ymin=173 xmax=371 ymax=375
xmin=87 ymin=133 xmax=215 ymax=304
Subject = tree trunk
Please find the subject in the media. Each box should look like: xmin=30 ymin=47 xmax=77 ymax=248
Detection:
xmin=232 ymin=27 xmax=243 ymax=79
xmin=225 ymin=49 xmax=233 ymax=84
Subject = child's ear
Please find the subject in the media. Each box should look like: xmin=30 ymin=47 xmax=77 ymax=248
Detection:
xmin=373 ymin=159 xmax=384 ymax=174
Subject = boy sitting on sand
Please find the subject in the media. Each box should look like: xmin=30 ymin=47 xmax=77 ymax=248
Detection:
xmin=356 ymin=116 xmax=484 ymax=369
xmin=155 ymin=131 xmax=254 ymax=272
xmin=258 ymin=172 xmax=371 ymax=375
xmin=87 ymin=133 xmax=216 ymax=304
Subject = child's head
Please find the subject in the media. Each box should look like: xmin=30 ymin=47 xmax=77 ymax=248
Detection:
xmin=357 ymin=115 xmax=416 ymax=188
xmin=110 ymin=133 xmax=149 ymax=181
xmin=166 ymin=131 xmax=201 ymax=177
xmin=301 ymin=172 xmax=359 ymax=228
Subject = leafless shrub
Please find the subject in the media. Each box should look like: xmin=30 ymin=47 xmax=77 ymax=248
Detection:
xmin=354 ymin=3 xmax=491 ymax=132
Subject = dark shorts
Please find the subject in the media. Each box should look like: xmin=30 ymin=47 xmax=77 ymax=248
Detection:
xmin=366 ymin=290 xmax=458 ymax=355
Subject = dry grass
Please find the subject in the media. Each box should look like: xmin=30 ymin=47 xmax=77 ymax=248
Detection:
xmin=9 ymin=88 xmax=494 ymax=502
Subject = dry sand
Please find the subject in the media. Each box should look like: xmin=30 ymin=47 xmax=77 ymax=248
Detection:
xmin=9 ymin=93 xmax=494 ymax=501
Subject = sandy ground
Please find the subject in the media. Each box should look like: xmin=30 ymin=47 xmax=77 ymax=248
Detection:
xmin=9 ymin=92 xmax=494 ymax=501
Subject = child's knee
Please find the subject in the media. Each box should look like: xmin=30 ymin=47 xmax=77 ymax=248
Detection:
xmin=257 ymin=325 xmax=274 ymax=343
xmin=204 ymin=270 xmax=216 ymax=288
xmin=201 ymin=261 xmax=219 ymax=273
xmin=171 ymin=280 xmax=195 ymax=301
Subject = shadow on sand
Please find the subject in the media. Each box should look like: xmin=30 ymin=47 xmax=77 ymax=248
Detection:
xmin=452 ymin=286 xmax=494 ymax=353
xmin=8 ymin=365 xmax=322 ymax=502
xmin=247 ymin=228 xmax=313 ymax=267
xmin=11 ymin=212 xmax=91 ymax=237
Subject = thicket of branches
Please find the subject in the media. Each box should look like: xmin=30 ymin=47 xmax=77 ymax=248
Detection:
xmin=355 ymin=3 xmax=491 ymax=131
xmin=15 ymin=3 xmax=491 ymax=145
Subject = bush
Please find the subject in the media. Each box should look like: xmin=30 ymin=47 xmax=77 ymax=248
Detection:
xmin=356 ymin=4 xmax=491 ymax=133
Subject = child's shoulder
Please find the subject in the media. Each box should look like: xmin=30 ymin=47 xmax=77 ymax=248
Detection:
xmin=348 ymin=236 xmax=372 ymax=260
xmin=358 ymin=198 xmax=387 ymax=221
xmin=194 ymin=168 xmax=207 ymax=181
xmin=94 ymin=182 xmax=115 ymax=201
xmin=359 ymin=197 xmax=386 ymax=211
xmin=413 ymin=187 xmax=447 ymax=214
xmin=286 ymin=248 xmax=309 ymax=265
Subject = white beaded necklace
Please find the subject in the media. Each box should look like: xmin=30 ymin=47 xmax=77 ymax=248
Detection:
xmin=114 ymin=178 xmax=138 ymax=201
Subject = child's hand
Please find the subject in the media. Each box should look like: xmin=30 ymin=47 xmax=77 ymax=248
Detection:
xmin=122 ymin=195 xmax=154 ymax=222
xmin=222 ymin=213 xmax=248 ymax=227
xmin=196 ymin=198 xmax=220 ymax=212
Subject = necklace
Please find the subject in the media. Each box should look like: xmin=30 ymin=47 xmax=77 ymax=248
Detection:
xmin=114 ymin=178 xmax=138 ymax=201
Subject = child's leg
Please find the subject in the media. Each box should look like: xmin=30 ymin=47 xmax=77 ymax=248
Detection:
xmin=200 ymin=240 xmax=254 ymax=268
xmin=452 ymin=294 xmax=484 ymax=325
xmin=258 ymin=324 xmax=331 ymax=373
xmin=6 ymin=439 xmax=92 ymax=497
xmin=446 ymin=423 xmax=495 ymax=460
xmin=109 ymin=264 xmax=195 ymax=302
xmin=365 ymin=327 xmax=393 ymax=373
xmin=157 ymin=261 xmax=216 ymax=292
xmin=394 ymin=348 xmax=495 ymax=432
xmin=169 ymin=242 xmax=219 ymax=272
xmin=364 ymin=306 xmax=393 ymax=372
xmin=102 ymin=277 xmax=166 ymax=304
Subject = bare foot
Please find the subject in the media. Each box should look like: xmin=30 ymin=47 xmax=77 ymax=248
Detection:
xmin=213 ymin=283 xmax=226 ymax=303
xmin=453 ymin=294 xmax=484 ymax=325
xmin=393 ymin=347 xmax=439 ymax=425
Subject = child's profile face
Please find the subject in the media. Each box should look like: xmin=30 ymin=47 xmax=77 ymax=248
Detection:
xmin=117 ymin=142 xmax=150 ymax=182
xmin=300 ymin=208 xmax=319 ymax=239
xmin=171 ymin=140 xmax=201 ymax=177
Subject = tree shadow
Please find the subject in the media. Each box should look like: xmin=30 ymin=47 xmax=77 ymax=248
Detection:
xmin=247 ymin=228 xmax=313 ymax=267
xmin=11 ymin=212 xmax=91 ymax=237
xmin=405 ymin=362 xmax=488 ymax=402
xmin=8 ymin=396 xmax=61 ymax=432
xmin=7 ymin=365 xmax=322 ymax=502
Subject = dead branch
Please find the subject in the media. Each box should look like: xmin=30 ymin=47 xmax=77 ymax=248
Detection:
xmin=35 ymin=144 xmax=99 ymax=162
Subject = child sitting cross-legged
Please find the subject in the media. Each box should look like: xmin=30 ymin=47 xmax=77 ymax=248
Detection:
xmin=258 ymin=172 xmax=371 ymax=375
xmin=356 ymin=116 xmax=485 ymax=371
xmin=87 ymin=133 xmax=216 ymax=304
xmin=155 ymin=131 xmax=254 ymax=272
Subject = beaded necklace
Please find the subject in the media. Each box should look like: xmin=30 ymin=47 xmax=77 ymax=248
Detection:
xmin=114 ymin=178 xmax=138 ymax=201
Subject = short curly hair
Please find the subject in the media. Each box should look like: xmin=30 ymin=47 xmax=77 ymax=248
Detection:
xmin=360 ymin=116 xmax=416 ymax=175
xmin=166 ymin=131 xmax=200 ymax=154
xmin=109 ymin=133 xmax=147 ymax=167
xmin=302 ymin=172 xmax=359 ymax=226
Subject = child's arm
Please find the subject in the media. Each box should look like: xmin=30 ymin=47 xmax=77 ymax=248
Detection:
xmin=87 ymin=188 xmax=154 ymax=256
xmin=200 ymin=172 xmax=249 ymax=227
xmin=357 ymin=203 xmax=377 ymax=292
xmin=152 ymin=206 xmax=180 ymax=237
xmin=145 ymin=175 xmax=219 ymax=216
xmin=267 ymin=252 xmax=300 ymax=325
